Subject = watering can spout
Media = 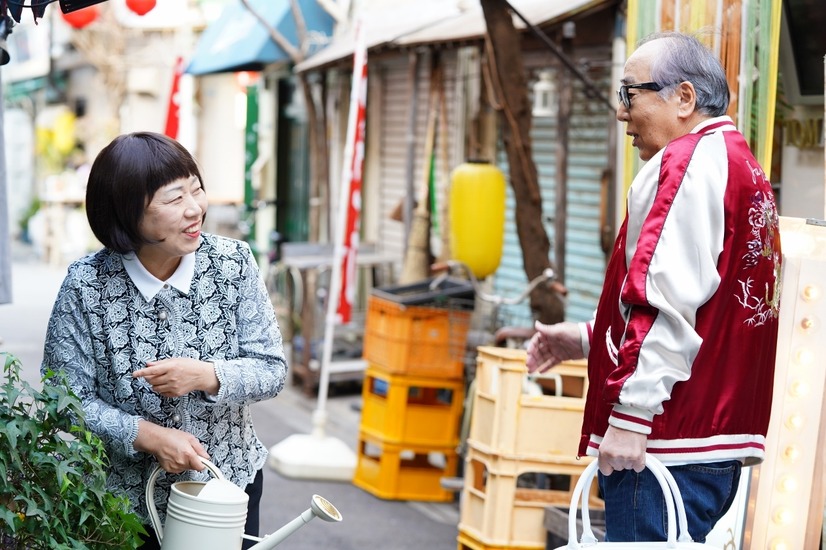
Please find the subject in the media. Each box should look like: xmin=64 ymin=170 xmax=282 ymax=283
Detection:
xmin=249 ymin=494 xmax=343 ymax=549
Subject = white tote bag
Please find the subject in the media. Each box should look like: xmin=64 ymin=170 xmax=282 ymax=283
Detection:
xmin=553 ymin=454 xmax=722 ymax=549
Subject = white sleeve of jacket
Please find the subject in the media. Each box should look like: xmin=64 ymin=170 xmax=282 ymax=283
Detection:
xmin=612 ymin=135 xmax=728 ymax=426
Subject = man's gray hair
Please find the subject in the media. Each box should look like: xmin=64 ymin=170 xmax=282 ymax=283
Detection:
xmin=639 ymin=31 xmax=730 ymax=117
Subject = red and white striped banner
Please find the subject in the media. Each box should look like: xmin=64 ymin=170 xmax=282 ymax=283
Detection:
xmin=336 ymin=23 xmax=368 ymax=324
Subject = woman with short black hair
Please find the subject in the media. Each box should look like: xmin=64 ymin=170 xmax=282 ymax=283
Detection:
xmin=42 ymin=131 xmax=287 ymax=549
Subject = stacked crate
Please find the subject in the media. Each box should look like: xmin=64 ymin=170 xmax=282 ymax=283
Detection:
xmin=353 ymin=279 xmax=473 ymax=502
xmin=457 ymin=346 xmax=602 ymax=550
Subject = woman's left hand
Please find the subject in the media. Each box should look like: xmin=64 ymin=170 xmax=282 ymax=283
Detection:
xmin=134 ymin=358 xmax=219 ymax=397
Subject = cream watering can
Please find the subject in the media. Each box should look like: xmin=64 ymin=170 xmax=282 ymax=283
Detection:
xmin=146 ymin=458 xmax=342 ymax=550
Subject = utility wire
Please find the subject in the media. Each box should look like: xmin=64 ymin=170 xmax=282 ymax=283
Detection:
xmin=503 ymin=0 xmax=616 ymax=112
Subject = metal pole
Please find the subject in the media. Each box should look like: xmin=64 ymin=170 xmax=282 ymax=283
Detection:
xmin=554 ymin=25 xmax=573 ymax=285
xmin=0 ymin=67 xmax=12 ymax=305
xmin=402 ymin=51 xmax=420 ymax=251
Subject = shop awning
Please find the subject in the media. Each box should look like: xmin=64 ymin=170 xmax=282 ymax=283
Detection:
xmin=186 ymin=0 xmax=335 ymax=76
xmin=294 ymin=1 xmax=462 ymax=72
xmin=295 ymin=0 xmax=611 ymax=72
xmin=394 ymin=0 xmax=609 ymax=46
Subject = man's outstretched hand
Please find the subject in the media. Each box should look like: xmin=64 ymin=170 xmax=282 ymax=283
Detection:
xmin=525 ymin=321 xmax=584 ymax=373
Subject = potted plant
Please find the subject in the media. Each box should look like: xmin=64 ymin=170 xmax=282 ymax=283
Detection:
xmin=0 ymin=352 xmax=146 ymax=549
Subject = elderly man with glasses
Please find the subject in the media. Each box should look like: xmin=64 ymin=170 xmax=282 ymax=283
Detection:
xmin=526 ymin=31 xmax=782 ymax=543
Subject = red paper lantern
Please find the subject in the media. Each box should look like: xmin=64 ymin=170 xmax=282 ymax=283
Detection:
xmin=61 ymin=6 xmax=100 ymax=29
xmin=125 ymin=0 xmax=156 ymax=16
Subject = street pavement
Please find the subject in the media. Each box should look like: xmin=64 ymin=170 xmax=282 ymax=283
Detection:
xmin=0 ymin=242 xmax=462 ymax=549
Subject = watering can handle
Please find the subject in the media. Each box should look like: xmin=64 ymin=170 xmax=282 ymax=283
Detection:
xmin=145 ymin=457 xmax=226 ymax=542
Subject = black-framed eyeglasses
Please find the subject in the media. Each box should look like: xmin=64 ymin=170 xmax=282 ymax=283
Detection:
xmin=617 ymin=82 xmax=663 ymax=109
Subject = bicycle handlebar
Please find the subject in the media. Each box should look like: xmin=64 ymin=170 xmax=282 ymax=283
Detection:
xmin=430 ymin=260 xmax=557 ymax=306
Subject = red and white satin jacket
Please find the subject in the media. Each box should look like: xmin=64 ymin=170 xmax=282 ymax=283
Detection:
xmin=579 ymin=116 xmax=782 ymax=466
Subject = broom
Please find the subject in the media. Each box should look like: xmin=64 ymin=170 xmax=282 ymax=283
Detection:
xmin=399 ymin=62 xmax=442 ymax=284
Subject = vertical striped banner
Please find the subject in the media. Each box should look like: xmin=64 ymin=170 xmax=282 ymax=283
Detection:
xmin=755 ymin=0 xmax=783 ymax=170
xmin=336 ymin=21 xmax=368 ymax=323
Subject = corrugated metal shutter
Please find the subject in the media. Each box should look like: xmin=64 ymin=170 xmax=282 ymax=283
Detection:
xmin=375 ymin=55 xmax=410 ymax=267
xmin=494 ymin=63 xmax=612 ymax=326
xmin=375 ymin=51 xmax=459 ymax=274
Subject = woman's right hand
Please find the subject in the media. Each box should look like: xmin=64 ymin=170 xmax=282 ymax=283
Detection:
xmin=134 ymin=420 xmax=210 ymax=473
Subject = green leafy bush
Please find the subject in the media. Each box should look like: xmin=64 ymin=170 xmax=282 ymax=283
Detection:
xmin=0 ymin=352 xmax=146 ymax=549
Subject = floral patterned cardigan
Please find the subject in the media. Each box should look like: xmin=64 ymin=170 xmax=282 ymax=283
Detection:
xmin=41 ymin=232 xmax=288 ymax=522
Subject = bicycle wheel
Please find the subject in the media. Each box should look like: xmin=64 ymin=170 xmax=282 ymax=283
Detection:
xmin=266 ymin=263 xmax=303 ymax=341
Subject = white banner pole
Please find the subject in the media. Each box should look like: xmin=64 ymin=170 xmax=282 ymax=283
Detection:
xmin=268 ymin=20 xmax=367 ymax=480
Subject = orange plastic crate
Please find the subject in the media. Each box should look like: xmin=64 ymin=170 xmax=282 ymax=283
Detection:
xmin=359 ymin=366 xmax=465 ymax=446
xmin=362 ymin=295 xmax=471 ymax=379
xmin=353 ymin=431 xmax=459 ymax=502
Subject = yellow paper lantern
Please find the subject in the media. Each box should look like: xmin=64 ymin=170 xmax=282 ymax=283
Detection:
xmin=448 ymin=160 xmax=506 ymax=279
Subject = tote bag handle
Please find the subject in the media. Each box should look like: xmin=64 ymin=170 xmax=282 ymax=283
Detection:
xmin=566 ymin=454 xmax=693 ymax=548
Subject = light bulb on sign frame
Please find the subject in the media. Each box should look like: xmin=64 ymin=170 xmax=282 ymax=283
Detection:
xmin=781 ymin=444 xmax=801 ymax=463
xmin=799 ymin=316 xmax=819 ymax=332
xmin=784 ymin=412 xmax=805 ymax=431
xmin=777 ymin=474 xmax=798 ymax=494
xmin=788 ymin=379 xmax=809 ymax=397
xmin=772 ymin=506 xmax=794 ymax=526
xmin=801 ymin=284 xmax=821 ymax=302
xmin=793 ymin=347 xmax=814 ymax=365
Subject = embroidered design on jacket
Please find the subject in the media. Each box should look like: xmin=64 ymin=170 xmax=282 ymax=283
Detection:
xmin=738 ymin=182 xmax=781 ymax=326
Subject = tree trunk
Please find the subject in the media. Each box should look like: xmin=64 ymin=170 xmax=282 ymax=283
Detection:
xmin=480 ymin=0 xmax=564 ymax=324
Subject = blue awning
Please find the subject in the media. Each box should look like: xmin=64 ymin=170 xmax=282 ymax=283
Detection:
xmin=186 ymin=0 xmax=335 ymax=76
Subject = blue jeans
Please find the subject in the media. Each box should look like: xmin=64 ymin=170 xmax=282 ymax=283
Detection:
xmin=598 ymin=461 xmax=741 ymax=543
